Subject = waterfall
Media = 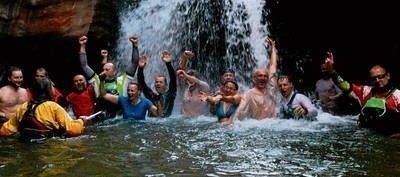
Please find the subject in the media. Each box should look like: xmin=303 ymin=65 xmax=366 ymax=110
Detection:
xmin=115 ymin=0 xmax=269 ymax=87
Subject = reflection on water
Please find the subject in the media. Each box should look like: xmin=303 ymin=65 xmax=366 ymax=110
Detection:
xmin=1 ymin=113 xmax=400 ymax=177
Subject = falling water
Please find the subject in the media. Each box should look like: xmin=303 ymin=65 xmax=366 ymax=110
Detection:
xmin=114 ymin=0 xmax=269 ymax=86
xmin=114 ymin=0 xmax=185 ymax=79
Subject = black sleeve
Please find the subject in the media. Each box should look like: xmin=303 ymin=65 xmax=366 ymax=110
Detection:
xmin=166 ymin=62 xmax=177 ymax=92
xmin=138 ymin=67 xmax=153 ymax=99
xmin=126 ymin=45 xmax=139 ymax=77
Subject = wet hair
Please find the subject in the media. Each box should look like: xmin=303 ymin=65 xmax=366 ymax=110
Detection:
xmin=30 ymin=78 xmax=53 ymax=103
xmin=224 ymin=80 xmax=239 ymax=90
xmin=0 ymin=66 xmax=22 ymax=87
xmin=35 ymin=67 xmax=49 ymax=77
xmin=223 ymin=69 xmax=235 ymax=75
xmin=128 ymin=81 xmax=142 ymax=91
xmin=155 ymin=74 xmax=168 ymax=85
xmin=6 ymin=66 xmax=22 ymax=79
xmin=277 ymin=73 xmax=294 ymax=83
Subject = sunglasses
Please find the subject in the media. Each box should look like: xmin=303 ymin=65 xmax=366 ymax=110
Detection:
xmin=370 ymin=73 xmax=387 ymax=81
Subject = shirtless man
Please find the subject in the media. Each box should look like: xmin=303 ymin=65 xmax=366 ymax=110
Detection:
xmin=0 ymin=66 xmax=28 ymax=121
xmin=231 ymin=37 xmax=278 ymax=120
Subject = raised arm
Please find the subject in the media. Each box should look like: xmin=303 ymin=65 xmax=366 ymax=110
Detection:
xmin=177 ymin=50 xmax=194 ymax=71
xmin=137 ymin=55 xmax=153 ymax=99
xmin=162 ymin=50 xmax=177 ymax=92
xmin=79 ymin=36 xmax=96 ymax=78
xmin=100 ymin=49 xmax=109 ymax=65
xmin=266 ymin=37 xmax=278 ymax=85
xmin=176 ymin=69 xmax=200 ymax=85
xmin=126 ymin=35 xmax=140 ymax=77
xmin=325 ymin=51 xmax=351 ymax=92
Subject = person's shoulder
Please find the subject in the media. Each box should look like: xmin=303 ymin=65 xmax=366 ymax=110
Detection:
xmin=295 ymin=92 xmax=310 ymax=100
xmin=141 ymin=96 xmax=152 ymax=102
xmin=391 ymin=88 xmax=400 ymax=98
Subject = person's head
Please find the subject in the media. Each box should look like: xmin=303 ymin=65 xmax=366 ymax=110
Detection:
xmin=102 ymin=63 xmax=117 ymax=80
xmin=369 ymin=65 xmax=390 ymax=89
xmin=154 ymin=75 xmax=167 ymax=93
xmin=6 ymin=66 xmax=24 ymax=88
xmin=72 ymin=74 xmax=88 ymax=91
xmin=127 ymin=81 xmax=141 ymax=100
xmin=320 ymin=63 xmax=331 ymax=79
xmin=277 ymin=75 xmax=294 ymax=98
xmin=222 ymin=81 xmax=239 ymax=96
xmin=253 ymin=68 xmax=269 ymax=89
xmin=221 ymin=69 xmax=235 ymax=82
xmin=30 ymin=78 xmax=53 ymax=103
xmin=35 ymin=67 xmax=49 ymax=80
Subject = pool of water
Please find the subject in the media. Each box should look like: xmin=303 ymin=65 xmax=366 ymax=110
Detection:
xmin=1 ymin=112 xmax=400 ymax=177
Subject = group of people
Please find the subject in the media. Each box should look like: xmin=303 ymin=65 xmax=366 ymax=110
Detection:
xmin=1 ymin=35 xmax=400 ymax=141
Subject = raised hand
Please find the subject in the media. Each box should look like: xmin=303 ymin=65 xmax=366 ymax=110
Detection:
xmin=266 ymin=37 xmax=276 ymax=48
xmin=79 ymin=36 xmax=88 ymax=45
xmin=324 ymin=51 xmax=335 ymax=73
xmin=183 ymin=50 xmax=194 ymax=59
xmin=138 ymin=55 xmax=147 ymax=68
xmin=101 ymin=50 xmax=108 ymax=57
xmin=325 ymin=51 xmax=334 ymax=64
xmin=162 ymin=50 xmax=172 ymax=63
xmin=129 ymin=35 xmax=139 ymax=47
xmin=176 ymin=69 xmax=186 ymax=79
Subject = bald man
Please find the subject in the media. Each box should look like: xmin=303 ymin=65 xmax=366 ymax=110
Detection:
xmin=231 ymin=37 xmax=278 ymax=120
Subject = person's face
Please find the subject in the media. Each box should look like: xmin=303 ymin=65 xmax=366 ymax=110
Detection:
xmin=35 ymin=70 xmax=47 ymax=80
xmin=222 ymin=72 xmax=234 ymax=82
xmin=127 ymin=84 xmax=140 ymax=100
xmin=102 ymin=63 xmax=117 ymax=79
xmin=369 ymin=67 xmax=390 ymax=88
xmin=73 ymin=75 xmax=87 ymax=91
xmin=154 ymin=76 xmax=166 ymax=93
xmin=253 ymin=69 xmax=269 ymax=89
xmin=320 ymin=63 xmax=330 ymax=79
xmin=9 ymin=70 xmax=23 ymax=87
xmin=278 ymin=78 xmax=293 ymax=98
xmin=223 ymin=82 xmax=237 ymax=96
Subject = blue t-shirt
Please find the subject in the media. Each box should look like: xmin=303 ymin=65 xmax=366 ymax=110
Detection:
xmin=118 ymin=96 xmax=153 ymax=120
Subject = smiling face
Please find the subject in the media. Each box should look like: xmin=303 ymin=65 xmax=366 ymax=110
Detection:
xmin=8 ymin=70 xmax=24 ymax=88
xmin=277 ymin=77 xmax=293 ymax=98
xmin=73 ymin=74 xmax=87 ymax=91
xmin=222 ymin=81 xmax=238 ymax=96
xmin=253 ymin=69 xmax=269 ymax=89
xmin=127 ymin=82 xmax=141 ymax=101
xmin=369 ymin=65 xmax=390 ymax=89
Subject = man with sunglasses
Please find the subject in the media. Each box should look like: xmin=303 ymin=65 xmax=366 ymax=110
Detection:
xmin=325 ymin=52 xmax=400 ymax=135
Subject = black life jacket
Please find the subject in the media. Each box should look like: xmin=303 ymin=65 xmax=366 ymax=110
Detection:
xmin=281 ymin=92 xmax=300 ymax=119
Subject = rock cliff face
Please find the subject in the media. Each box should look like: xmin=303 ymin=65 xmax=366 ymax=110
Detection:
xmin=0 ymin=0 xmax=119 ymax=90
xmin=0 ymin=0 xmax=96 ymax=37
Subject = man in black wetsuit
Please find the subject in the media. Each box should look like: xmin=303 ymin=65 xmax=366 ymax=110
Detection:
xmin=137 ymin=50 xmax=177 ymax=117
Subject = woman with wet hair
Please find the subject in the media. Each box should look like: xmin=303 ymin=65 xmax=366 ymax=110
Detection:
xmin=199 ymin=81 xmax=241 ymax=123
